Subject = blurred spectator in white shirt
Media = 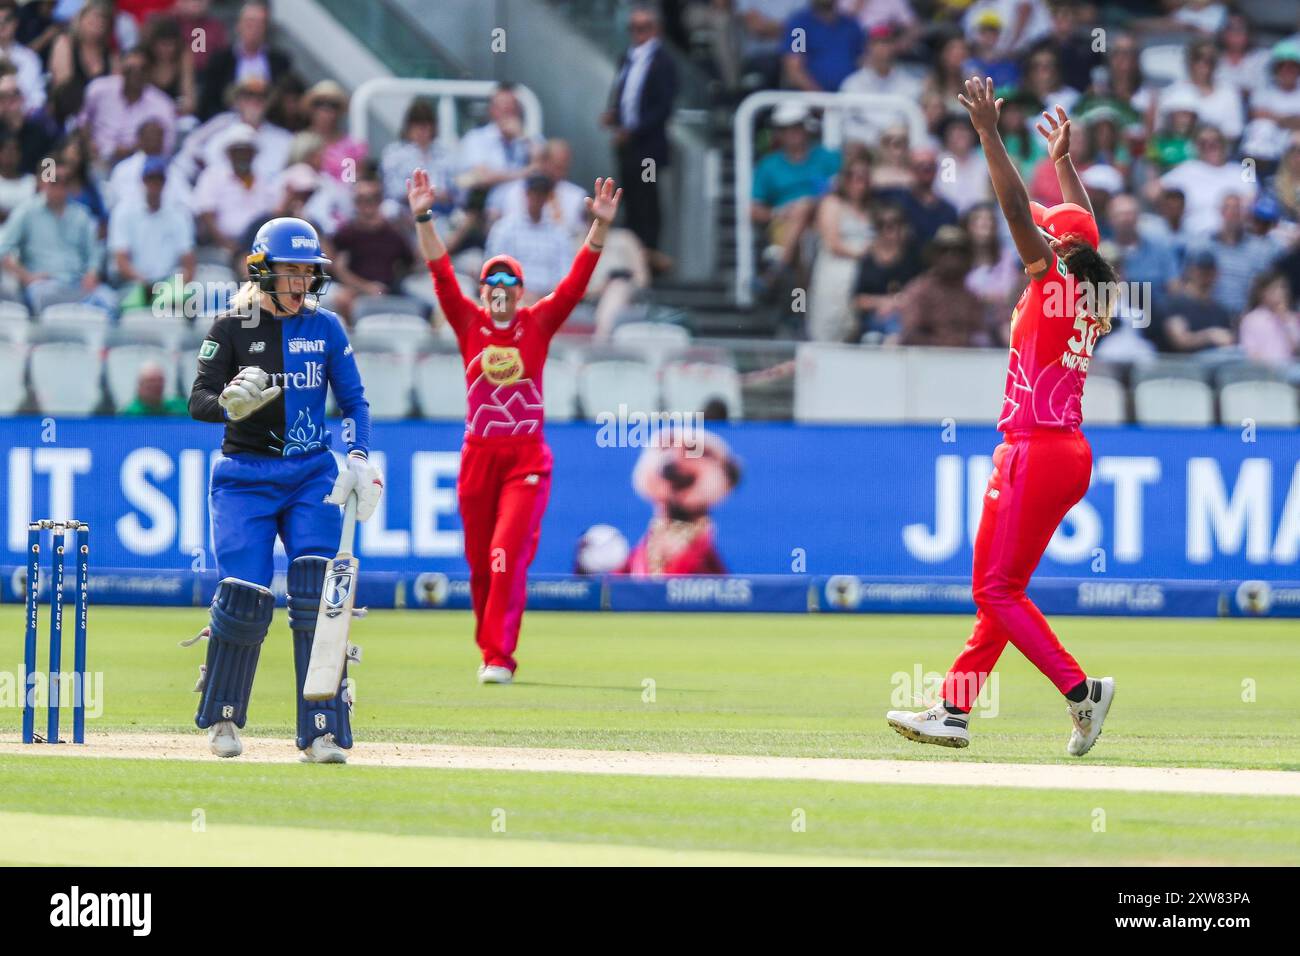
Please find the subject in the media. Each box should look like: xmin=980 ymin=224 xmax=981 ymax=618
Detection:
xmin=935 ymin=116 xmax=989 ymax=214
xmin=1242 ymin=42 xmax=1300 ymax=163
xmin=1155 ymin=125 xmax=1254 ymax=237
xmin=488 ymin=139 xmax=588 ymax=237
xmin=109 ymin=156 xmax=196 ymax=311
xmin=380 ymin=98 xmax=455 ymax=213
xmin=174 ymin=76 xmax=292 ymax=189
xmin=0 ymin=0 xmax=43 ymax=113
xmin=484 ymin=174 xmax=573 ymax=303
xmin=190 ymin=122 xmax=276 ymax=252
xmin=1158 ymin=38 xmax=1243 ymax=140
xmin=104 ymin=119 xmax=191 ymax=212
xmin=838 ymin=22 xmax=925 ymax=147
xmin=456 ymin=85 xmax=540 ymax=206
xmin=1216 ymin=13 xmax=1269 ymax=97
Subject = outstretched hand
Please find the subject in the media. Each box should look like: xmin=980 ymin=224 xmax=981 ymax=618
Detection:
xmin=407 ymin=168 xmax=436 ymax=217
xmin=957 ymin=76 xmax=1003 ymax=135
xmin=585 ymin=177 xmax=623 ymax=225
xmin=1036 ymin=105 xmax=1072 ymax=163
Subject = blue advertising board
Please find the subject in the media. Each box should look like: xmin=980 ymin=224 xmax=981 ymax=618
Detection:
xmin=1 ymin=417 xmax=1296 ymax=586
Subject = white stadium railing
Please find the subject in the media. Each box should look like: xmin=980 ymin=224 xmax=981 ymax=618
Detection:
xmin=733 ymin=91 xmax=928 ymax=308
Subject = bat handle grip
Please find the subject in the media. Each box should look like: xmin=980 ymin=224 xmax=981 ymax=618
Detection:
xmin=339 ymin=490 xmax=359 ymax=554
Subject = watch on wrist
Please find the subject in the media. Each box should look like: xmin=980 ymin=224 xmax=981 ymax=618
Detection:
xmin=415 ymin=210 xmax=433 ymax=222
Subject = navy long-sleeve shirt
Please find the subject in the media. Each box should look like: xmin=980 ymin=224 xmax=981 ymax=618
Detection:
xmin=190 ymin=304 xmax=371 ymax=458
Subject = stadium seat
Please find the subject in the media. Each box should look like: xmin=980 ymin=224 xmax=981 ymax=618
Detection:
xmin=1082 ymin=374 xmax=1127 ymax=425
xmin=29 ymin=341 xmax=103 ymax=415
xmin=0 ymin=300 xmax=30 ymax=323
xmin=0 ymin=312 xmax=28 ymax=345
xmin=578 ymin=358 xmax=658 ymax=419
xmin=903 ymin=348 xmax=1006 ymax=423
xmin=661 ymin=360 xmax=743 ymax=418
xmin=352 ymin=348 xmax=414 ymax=419
xmin=118 ymin=310 xmax=190 ymax=351
xmin=413 ymin=349 xmax=468 ymax=420
xmin=0 ymin=345 xmax=26 ymax=413
xmin=105 ymin=343 xmax=177 ymax=410
xmin=354 ymin=294 xmax=425 ymax=320
xmin=794 ymin=343 xmax=906 ymax=422
xmin=544 ymin=355 xmax=579 ymax=421
xmin=353 ymin=312 xmax=434 ymax=354
xmin=1218 ymin=380 xmax=1300 ymax=428
xmin=38 ymin=304 xmax=111 ymax=349
xmin=1133 ymin=377 xmax=1215 ymax=426
xmin=611 ymin=321 xmax=691 ymax=370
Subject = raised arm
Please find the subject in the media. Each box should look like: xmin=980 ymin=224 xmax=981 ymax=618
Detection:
xmin=1036 ymin=105 xmax=1093 ymax=217
xmin=408 ymin=167 xmax=477 ymax=334
xmin=959 ymin=76 xmax=1053 ymax=278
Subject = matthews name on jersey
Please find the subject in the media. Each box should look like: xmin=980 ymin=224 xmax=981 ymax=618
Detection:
xmin=190 ymin=305 xmax=372 ymax=458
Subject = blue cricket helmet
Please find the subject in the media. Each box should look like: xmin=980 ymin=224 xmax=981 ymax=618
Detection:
xmin=247 ymin=217 xmax=332 ymax=300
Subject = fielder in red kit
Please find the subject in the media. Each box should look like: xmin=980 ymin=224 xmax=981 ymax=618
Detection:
xmin=408 ymin=169 xmax=621 ymax=683
xmin=888 ymin=84 xmax=1118 ymax=755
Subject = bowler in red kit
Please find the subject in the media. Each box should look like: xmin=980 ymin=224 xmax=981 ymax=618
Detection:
xmin=408 ymin=169 xmax=621 ymax=683
xmin=887 ymin=84 xmax=1118 ymax=755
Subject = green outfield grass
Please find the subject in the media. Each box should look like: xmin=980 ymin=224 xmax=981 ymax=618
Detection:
xmin=2 ymin=607 xmax=1297 ymax=865
xmin=1 ymin=759 xmax=1297 ymax=866
xmin=3 ymin=607 xmax=1296 ymax=768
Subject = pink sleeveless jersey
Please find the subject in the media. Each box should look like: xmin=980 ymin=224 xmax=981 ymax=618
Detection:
xmin=998 ymin=253 xmax=1103 ymax=431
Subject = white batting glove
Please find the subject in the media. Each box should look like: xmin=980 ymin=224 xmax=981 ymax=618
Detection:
xmin=218 ymin=367 xmax=282 ymax=421
xmin=326 ymin=452 xmax=385 ymax=521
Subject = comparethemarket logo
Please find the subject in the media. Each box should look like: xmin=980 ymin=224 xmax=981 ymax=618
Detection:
xmin=49 ymin=886 xmax=151 ymax=936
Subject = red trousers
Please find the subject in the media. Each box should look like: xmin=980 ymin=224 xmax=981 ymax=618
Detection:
xmin=942 ymin=429 xmax=1092 ymax=710
xmin=457 ymin=437 xmax=553 ymax=672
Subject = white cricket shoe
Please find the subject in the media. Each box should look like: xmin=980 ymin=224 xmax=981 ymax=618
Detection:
xmin=1067 ymin=677 xmax=1115 ymax=756
xmin=301 ymin=733 xmax=348 ymax=764
xmin=478 ymin=665 xmax=514 ymax=685
xmin=886 ymin=703 xmax=971 ymax=748
xmin=208 ymin=720 xmax=242 ymax=758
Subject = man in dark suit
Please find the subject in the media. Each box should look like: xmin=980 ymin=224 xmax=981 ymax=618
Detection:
xmin=603 ymin=5 xmax=678 ymax=271
xmin=197 ymin=0 xmax=292 ymax=121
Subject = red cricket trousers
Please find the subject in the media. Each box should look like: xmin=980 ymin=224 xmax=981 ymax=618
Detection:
xmin=942 ymin=429 xmax=1092 ymax=711
xmin=457 ymin=436 xmax=553 ymax=672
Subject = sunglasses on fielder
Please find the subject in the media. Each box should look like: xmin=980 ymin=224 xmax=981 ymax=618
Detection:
xmin=482 ymin=273 xmax=521 ymax=287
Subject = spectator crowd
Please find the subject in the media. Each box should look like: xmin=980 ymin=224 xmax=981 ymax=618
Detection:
xmin=0 ymin=0 xmax=673 ymax=419
xmin=718 ymin=0 xmax=1300 ymax=375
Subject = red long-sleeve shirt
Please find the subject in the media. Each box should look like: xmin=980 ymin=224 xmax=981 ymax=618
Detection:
xmin=427 ymin=245 xmax=600 ymax=439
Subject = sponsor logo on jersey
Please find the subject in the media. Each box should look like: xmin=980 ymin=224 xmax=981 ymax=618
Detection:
xmin=288 ymin=337 xmax=327 ymax=354
xmin=268 ymin=361 xmax=326 ymax=390
xmin=249 ymin=341 xmax=265 ymax=354
xmin=198 ymin=339 xmax=218 ymax=360
xmin=480 ymin=346 xmax=524 ymax=386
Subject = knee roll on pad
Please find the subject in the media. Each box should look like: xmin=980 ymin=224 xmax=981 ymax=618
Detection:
xmin=287 ymin=555 xmax=327 ymax=632
xmin=288 ymin=555 xmax=352 ymax=750
xmin=195 ymin=578 xmax=274 ymax=729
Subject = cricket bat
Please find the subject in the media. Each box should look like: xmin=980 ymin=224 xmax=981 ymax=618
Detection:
xmin=303 ymin=490 xmax=359 ymax=701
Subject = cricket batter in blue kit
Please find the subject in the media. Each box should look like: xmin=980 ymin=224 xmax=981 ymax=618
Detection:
xmin=188 ymin=217 xmax=384 ymax=763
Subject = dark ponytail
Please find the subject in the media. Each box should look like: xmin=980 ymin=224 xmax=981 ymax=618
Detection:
xmin=1059 ymin=238 xmax=1119 ymax=334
